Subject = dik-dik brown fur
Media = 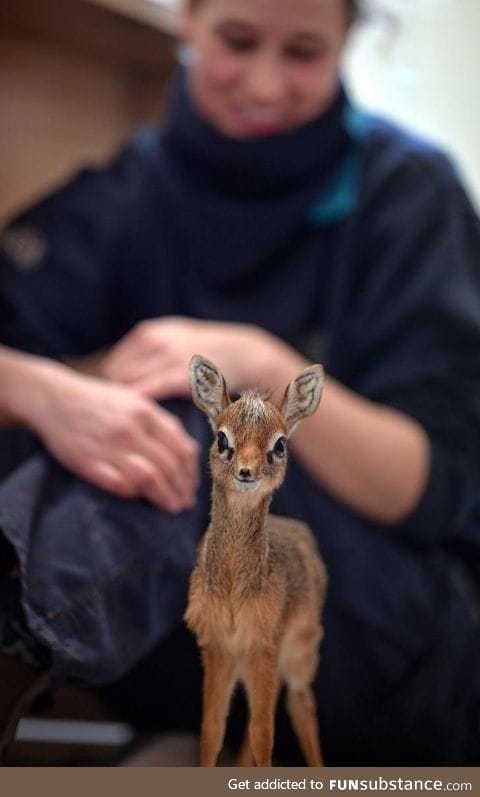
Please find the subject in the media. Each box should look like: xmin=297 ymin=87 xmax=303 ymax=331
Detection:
xmin=185 ymin=355 xmax=327 ymax=767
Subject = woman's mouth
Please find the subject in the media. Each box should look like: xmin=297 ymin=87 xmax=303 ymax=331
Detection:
xmin=230 ymin=108 xmax=286 ymax=137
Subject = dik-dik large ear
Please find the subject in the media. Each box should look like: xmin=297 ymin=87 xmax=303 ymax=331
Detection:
xmin=280 ymin=364 xmax=324 ymax=434
xmin=189 ymin=355 xmax=230 ymax=428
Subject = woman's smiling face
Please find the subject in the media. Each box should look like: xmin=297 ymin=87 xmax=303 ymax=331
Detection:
xmin=180 ymin=0 xmax=351 ymax=139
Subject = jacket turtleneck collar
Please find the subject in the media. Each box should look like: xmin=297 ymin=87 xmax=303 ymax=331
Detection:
xmin=161 ymin=69 xmax=351 ymax=201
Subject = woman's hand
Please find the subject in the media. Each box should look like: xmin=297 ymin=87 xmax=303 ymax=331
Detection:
xmin=101 ymin=316 xmax=289 ymax=400
xmin=5 ymin=353 xmax=199 ymax=513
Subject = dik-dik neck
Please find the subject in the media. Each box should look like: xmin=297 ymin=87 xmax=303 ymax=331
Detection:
xmin=203 ymin=485 xmax=273 ymax=596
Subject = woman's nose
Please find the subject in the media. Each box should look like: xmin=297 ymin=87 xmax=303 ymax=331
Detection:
xmin=245 ymin=52 xmax=285 ymax=105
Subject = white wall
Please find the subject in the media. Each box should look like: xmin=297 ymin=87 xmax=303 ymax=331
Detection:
xmin=343 ymin=0 xmax=480 ymax=210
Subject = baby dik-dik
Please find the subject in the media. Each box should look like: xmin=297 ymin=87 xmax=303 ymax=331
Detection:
xmin=185 ymin=355 xmax=327 ymax=767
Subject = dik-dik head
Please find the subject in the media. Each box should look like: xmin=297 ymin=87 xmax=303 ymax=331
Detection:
xmin=190 ymin=355 xmax=324 ymax=497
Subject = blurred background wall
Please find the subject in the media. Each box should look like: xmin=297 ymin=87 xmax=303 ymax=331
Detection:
xmin=344 ymin=0 xmax=480 ymax=210
xmin=0 ymin=0 xmax=479 ymax=223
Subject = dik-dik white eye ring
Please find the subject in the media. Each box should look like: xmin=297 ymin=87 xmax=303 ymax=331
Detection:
xmin=267 ymin=434 xmax=287 ymax=463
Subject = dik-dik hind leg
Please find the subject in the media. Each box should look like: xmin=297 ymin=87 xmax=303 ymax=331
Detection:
xmin=200 ymin=646 xmax=237 ymax=767
xmin=283 ymin=626 xmax=323 ymax=766
xmin=286 ymin=686 xmax=323 ymax=766
xmin=243 ymin=650 xmax=279 ymax=767
xmin=236 ymin=728 xmax=254 ymax=767
xmin=240 ymin=685 xmax=322 ymax=768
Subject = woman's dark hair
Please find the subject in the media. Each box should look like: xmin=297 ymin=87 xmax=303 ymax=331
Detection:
xmin=346 ymin=0 xmax=359 ymax=20
xmin=189 ymin=0 xmax=359 ymax=21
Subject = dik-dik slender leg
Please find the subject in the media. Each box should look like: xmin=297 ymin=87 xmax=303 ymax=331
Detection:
xmin=239 ymin=682 xmax=323 ymax=767
xmin=244 ymin=649 xmax=279 ymax=767
xmin=200 ymin=645 xmax=237 ymax=767
xmin=236 ymin=676 xmax=282 ymax=767
xmin=235 ymin=728 xmax=254 ymax=768
xmin=286 ymin=686 xmax=323 ymax=766
xmin=283 ymin=625 xmax=323 ymax=766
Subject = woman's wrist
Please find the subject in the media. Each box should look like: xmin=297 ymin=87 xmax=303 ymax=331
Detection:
xmin=0 ymin=348 xmax=66 ymax=430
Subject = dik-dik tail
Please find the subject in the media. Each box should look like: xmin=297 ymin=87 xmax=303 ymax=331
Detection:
xmin=186 ymin=355 xmax=326 ymax=766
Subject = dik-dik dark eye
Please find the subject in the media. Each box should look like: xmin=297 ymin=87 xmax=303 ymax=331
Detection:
xmin=217 ymin=430 xmax=234 ymax=460
xmin=217 ymin=431 xmax=229 ymax=453
xmin=273 ymin=436 xmax=287 ymax=458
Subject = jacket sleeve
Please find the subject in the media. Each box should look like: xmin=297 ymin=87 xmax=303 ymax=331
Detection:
xmin=329 ymin=140 xmax=480 ymax=549
xmin=0 ymin=136 xmax=151 ymax=358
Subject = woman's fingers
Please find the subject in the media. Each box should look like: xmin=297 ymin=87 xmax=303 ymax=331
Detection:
xmin=116 ymin=452 xmax=191 ymax=513
xmin=130 ymin=368 xmax=191 ymax=401
xmin=102 ymin=319 xmax=171 ymax=379
xmin=103 ymin=350 xmax=167 ymax=384
xmin=84 ymin=460 xmax=139 ymax=500
xmin=145 ymin=404 xmax=200 ymax=484
xmin=105 ymin=406 xmax=200 ymax=511
xmin=136 ymin=431 xmax=199 ymax=507
xmin=72 ymin=435 xmax=198 ymax=514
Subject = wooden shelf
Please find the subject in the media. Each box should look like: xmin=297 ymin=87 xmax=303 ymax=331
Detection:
xmin=0 ymin=0 xmax=178 ymax=221
xmin=0 ymin=0 xmax=177 ymax=70
xmin=85 ymin=0 xmax=179 ymax=36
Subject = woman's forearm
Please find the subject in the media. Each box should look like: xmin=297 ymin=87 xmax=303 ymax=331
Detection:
xmin=257 ymin=333 xmax=430 ymax=525
xmin=290 ymin=375 xmax=430 ymax=524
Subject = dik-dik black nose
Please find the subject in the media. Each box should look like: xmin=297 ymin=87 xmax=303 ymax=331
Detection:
xmin=239 ymin=468 xmax=251 ymax=479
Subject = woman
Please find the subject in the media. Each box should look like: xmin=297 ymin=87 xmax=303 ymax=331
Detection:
xmin=0 ymin=0 xmax=479 ymax=763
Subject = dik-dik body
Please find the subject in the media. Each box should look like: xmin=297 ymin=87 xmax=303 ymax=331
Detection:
xmin=185 ymin=355 xmax=327 ymax=767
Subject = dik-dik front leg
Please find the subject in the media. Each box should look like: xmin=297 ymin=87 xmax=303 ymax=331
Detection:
xmin=200 ymin=645 xmax=237 ymax=766
xmin=244 ymin=648 xmax=280 ymax=767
